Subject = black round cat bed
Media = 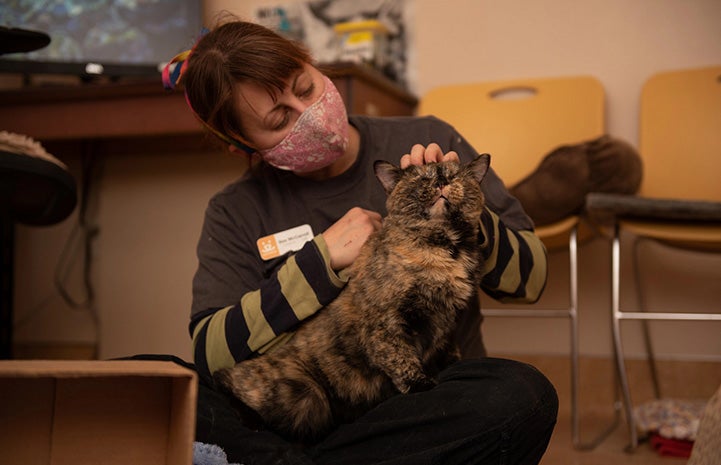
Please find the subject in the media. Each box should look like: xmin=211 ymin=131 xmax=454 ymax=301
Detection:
xmin=0 ymin=131 xmax=77 ymax=225
xmin=0 ymin=24 xmax=75 ymax=358
xmin=1 ymin=132 xmax=77 ymax=358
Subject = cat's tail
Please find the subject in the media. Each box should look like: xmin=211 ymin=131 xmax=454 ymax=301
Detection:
xmin=215 ymin=359 xmax=335 ymax=444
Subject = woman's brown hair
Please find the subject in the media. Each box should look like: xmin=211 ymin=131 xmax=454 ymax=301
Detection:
xmin=182 ymin=20 xmax=313 ymax=149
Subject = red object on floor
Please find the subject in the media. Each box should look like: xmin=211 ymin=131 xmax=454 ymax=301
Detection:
xmin=649 ymin=433 xmax=694 ymax=458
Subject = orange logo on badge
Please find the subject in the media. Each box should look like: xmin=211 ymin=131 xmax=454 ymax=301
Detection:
xmin=257 ymin=235 xmax=280 ymax=260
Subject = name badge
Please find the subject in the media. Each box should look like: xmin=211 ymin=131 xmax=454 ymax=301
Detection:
xmin=257 ymin=224 xmax=314 ymax=261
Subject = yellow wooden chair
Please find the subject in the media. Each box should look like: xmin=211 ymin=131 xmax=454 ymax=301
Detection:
xmin=587 ymin=65 xmax=721 ymax=451
xmin=418 ymin=75 xmax=608 ymax=449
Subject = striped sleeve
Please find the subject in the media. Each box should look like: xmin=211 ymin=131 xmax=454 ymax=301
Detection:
xmin=478 ymin=207 xmax=547 ymax=303
xmin=191 ymin=235 xmax=347 ymax=378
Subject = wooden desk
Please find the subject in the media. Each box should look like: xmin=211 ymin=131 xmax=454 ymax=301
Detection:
xmin=0 ymin=62 xmax=417 ymax=151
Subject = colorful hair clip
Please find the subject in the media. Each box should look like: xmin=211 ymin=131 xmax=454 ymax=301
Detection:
xmin=162 ymin=49 xmax=191 ymax=90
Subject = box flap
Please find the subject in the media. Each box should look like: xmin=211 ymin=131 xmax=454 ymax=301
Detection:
xmin=0 ymin=360 xmax=196 ymax=378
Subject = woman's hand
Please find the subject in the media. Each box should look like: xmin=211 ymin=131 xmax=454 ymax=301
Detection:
xmin=400 ymin=143 xmax=459 ymax=169
xmin=322 ymin=207 xmax=382 ymax=271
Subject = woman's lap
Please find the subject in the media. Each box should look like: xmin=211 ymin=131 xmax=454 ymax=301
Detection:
xmin=193 ymin=357 xmax=558 ymax=465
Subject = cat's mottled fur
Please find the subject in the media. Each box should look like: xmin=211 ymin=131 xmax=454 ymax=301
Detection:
xmin=216 ymin=154 xmax=491 ymax=443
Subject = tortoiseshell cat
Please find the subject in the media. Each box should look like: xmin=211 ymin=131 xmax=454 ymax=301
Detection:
xmin=216 ymin=154 xmax=491 ymax=443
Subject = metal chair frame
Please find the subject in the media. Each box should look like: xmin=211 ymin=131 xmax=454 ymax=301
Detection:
xmin=483 ymin=222 xmax=622 ymax=449
xmin=609 ymin=223 xmax=721 ymax=451
xmin=589 ymin=65 xmax=721 ymax=451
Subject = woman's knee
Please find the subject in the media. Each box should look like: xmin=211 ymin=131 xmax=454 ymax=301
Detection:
xmin=440 ymin=358 xmax=558 ymax=423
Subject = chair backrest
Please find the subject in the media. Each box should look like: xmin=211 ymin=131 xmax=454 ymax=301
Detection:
xmin=639 ymin=65 xmax=721 ymax=201
xmin=417 ymin=76 xmax=605 ymax=187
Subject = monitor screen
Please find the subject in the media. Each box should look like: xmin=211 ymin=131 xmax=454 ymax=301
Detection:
xmin=0 ymin=0 xmax=203 ymax=78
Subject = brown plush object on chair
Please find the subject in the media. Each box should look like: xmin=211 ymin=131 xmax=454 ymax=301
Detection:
xmin=509 ymin=135 xmax=642 ymax=226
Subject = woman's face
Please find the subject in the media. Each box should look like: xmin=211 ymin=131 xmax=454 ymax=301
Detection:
xmin=232 ymin=63 xmax=326 ymax=150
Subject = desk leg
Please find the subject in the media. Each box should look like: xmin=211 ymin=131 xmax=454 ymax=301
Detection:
xmin=0 ymin=217 xmax=13 ymax=359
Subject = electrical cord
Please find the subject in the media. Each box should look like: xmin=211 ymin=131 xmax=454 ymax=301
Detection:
xmin=15 ymin=142 xmax=102 ymax=337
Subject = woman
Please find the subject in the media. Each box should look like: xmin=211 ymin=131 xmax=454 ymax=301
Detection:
xmin=166 ymin=19 xmax=557 ymax=465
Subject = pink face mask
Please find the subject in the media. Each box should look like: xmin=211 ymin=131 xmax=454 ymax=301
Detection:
xmin=259 ymin=75 xmax=349 ymax=173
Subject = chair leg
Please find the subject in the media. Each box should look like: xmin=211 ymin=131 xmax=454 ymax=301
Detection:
xmin=632 ymin=237 xmax=662 ymax=399
xmin=0 ymin=218 xmax=13 ymax=359
xmin=572 ymin=224 xmax=621 ymax=450
xmin=569 ymin=225 xmax=580 ymax=446
xmin=611 ymin=223 xmax=639 ymax=452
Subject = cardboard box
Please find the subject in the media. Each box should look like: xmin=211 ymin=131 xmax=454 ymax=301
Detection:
xmin=0 ymin=360 xmax=197 ymax=465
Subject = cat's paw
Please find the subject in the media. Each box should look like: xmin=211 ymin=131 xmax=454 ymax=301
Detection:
xmin=404 ymin=374 xmax=438 ymax=394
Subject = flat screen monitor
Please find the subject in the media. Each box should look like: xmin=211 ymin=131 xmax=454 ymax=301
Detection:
xmin=0 ymin=0 xmax=203 ymax=79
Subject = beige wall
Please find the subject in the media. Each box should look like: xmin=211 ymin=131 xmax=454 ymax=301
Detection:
xmin=13 ymin=0 xmax=721 ymax=362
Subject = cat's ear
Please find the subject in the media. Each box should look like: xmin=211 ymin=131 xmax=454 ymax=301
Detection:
xmin=467 ymin=153 xmax=491 ymax=184
xmin=374 ymin=160 xmax=402 ymax=194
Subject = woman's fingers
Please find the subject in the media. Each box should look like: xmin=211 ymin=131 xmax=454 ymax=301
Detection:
xmin=400 ymin=143 xmax=460 ymax=168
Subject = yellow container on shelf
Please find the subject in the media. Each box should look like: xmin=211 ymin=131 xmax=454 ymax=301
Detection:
xmin=333 ymin=20 xmax=389 ymax=69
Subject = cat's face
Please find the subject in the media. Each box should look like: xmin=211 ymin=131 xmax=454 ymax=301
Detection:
xmin=374 ymin=154 xmax=490 ymax=223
